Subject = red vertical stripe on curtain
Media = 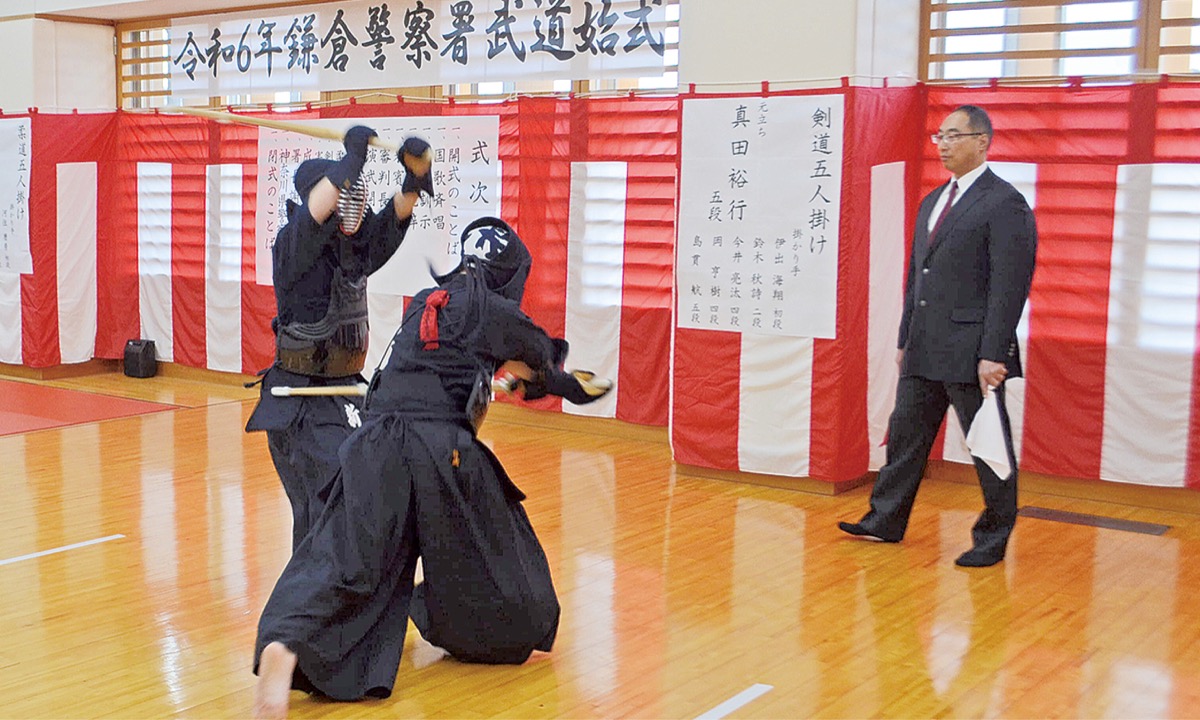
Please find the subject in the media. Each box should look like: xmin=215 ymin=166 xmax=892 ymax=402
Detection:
xmin=515 ymin=96 xmax=571 ymax=338
xmin=508 ymin=96 xmax=571 ymax=412
xmin=170 ymin=165 xmax=206 ymax=367
xmin=98 ymin=156 xmax=139 ymax=360
xmin=240 ymin=158 xmax=273 ymax=375
xmin=1022 ymin=164 xmax=1116 ymax=479
xmin=672 ymin=328 xmax=741 ymax=470
xmin=552 ymin=95 xmax=681 ymax=426
xmin=24 ymin=114 xmax=60 ymax=367
xmin=611 ymin=99 xmax=678 ymax=427
xmin=619 ymin=163 xmax=674 ymax=425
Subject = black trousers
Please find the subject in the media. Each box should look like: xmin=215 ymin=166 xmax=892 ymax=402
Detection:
xmin=861 ymin=376 xmax=1018 ymax=555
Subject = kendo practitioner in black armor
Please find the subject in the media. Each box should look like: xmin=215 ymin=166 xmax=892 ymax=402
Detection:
xmin=245 ymin=125 xmax=435 ymax=551
xmin=252 ymin=217 xmax=611 ymax=719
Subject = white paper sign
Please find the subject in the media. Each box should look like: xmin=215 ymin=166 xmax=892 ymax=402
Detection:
xmin=169 ymin=0 xmax=669 ymax=97
xmin=678 ymin=95 xmax=843 ymax=338
xmin=0 ymin=118 xmax=32 ymax=275
xmin=255 ymin=114 xmax=501 ymax=294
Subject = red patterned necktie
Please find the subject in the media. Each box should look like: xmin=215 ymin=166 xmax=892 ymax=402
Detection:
xmin=929 ymin=180 xmax=958 ymax=245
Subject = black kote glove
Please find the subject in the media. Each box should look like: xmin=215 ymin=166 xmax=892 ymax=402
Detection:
xmin=399 ymin=136 xmax=434 ymax=197
xmin=522 ymin=368 xmax=612 ymax=405
xmin=326 ymin=125 xmax=377 ymax=190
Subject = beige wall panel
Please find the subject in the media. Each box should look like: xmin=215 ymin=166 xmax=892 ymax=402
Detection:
xmin=52 ymin=20 xmax=115 ymax=110
xmin=0 ymin=19 xmax=36 ymax=110
xmin=680 ymin=0 xmax=857 ymax=88
xmin=857 ymin=0 xmax=920 ymax=82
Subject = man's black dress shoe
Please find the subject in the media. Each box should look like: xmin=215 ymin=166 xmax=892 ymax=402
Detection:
xmin=954 ymin=549 xmax=1004 ymax=567
xmin=837 ymin=521 xmax=899 ymax=543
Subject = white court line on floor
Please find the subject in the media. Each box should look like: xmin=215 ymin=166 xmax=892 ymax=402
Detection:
xmin=0 ymin=534 xmax=125 ymax=567
xmin=694 ymin=683 xmax=774 ymax=720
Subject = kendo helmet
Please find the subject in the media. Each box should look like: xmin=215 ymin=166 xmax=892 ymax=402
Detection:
xmin=438 ymin=216 xmax=532 ymax=303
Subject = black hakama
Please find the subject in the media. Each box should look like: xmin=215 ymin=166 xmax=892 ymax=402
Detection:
xmin=246 ymin=197 xmax=409 ymax=549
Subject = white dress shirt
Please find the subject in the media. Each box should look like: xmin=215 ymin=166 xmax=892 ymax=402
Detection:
xmin=927 ymin=161 xmax=989 ymax=234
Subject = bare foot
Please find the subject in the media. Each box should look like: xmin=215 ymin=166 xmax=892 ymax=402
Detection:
xmin=254 ymin=641 xmax=298 ymax=719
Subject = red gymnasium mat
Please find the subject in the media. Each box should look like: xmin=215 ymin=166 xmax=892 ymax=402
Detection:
xmin=0 ymin=379 xmax=177 ymax=436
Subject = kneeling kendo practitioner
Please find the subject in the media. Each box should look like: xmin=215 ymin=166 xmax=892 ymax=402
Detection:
xmin=245 ymin=125 xmax=434 ymax=551
xmin=252 ymin=216 xmax=612 ymax=719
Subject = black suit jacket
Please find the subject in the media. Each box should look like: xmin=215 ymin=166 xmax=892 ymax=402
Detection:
xmin=898 ymin=168 xmax=1038 ymax=384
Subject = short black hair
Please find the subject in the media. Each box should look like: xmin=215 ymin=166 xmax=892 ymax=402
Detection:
xmin=954 ymin=104 xmax=993 ymax=141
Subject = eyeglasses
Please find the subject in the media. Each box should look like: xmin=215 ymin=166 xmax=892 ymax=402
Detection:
xmin=931 ymin=132 xmax=986 ymax=145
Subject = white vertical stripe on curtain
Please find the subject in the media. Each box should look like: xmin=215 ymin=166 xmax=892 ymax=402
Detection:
xmin=137 ymin=162 xmax=174 ymax=362
xmin=564 ymin=161 xmax=626 ymax=419
xmin=57 ymin=162 xmax=98 ymax=364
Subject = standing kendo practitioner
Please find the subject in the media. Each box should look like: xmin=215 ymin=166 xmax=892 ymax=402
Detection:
xmin=252 ymin=216 xmax=612 ymax=719
xmin=245 ymin=125 xmax=435 ymax=551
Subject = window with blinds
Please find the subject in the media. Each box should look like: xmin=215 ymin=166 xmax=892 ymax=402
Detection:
xmin=118 ymin=21 xmax=320 ymax=109
xmin=923 ymin=0 xmax=1200 ymax=83
xmin=120 ymin=24 xmax=173 ymax=109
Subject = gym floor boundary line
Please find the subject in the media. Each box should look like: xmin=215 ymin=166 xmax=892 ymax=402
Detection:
xmin=694 ymin=683 xmax=774 ymax=720
xmin=0 ymin=534 xmax=126 ymax=567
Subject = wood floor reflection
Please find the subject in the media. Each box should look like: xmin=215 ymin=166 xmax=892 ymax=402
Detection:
xmin=2 ymin=371 xmax=1199 ymax=719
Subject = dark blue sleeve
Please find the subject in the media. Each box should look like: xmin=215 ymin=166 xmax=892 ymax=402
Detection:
xmin=479 ymin=295 xmax=559 ymax=372
xmin=273 ymin=203 xmax=337 ymax=294
xmin=981 ymin=187 xmax=1037 ymax=363
xmin=273 ymin=201 xmax=346 ymax=325
xmin=897 ymin=233 xmax=917 ymax=350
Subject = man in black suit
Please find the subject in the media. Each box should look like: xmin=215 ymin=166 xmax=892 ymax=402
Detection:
xmin=839 ymin=104 xmax=1037 ymax=567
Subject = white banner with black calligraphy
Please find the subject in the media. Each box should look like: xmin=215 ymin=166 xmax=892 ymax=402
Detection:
xmin=678 ymin=95 xmax=844 ymax=339
xmin=255 ymin=114 xmax=501 ymax=294
xmin=0 ymin=118 xmax=32 ymax=275
xmin=169 ymin=0 xmax=669 ymax=98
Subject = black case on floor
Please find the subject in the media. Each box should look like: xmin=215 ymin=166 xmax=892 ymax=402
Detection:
xmin=123 ymin=339 xmax=158 ymax=378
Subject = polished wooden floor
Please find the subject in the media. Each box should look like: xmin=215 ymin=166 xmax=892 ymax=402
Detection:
xmin=2 ymin=370 xmax=1199 ymax=719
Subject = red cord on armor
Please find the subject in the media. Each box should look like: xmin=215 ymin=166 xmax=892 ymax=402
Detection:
xmin=420 ymin=290 xmax=450 ymax=350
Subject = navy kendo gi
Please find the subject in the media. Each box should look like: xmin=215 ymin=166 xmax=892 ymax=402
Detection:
xmin=245 ymin=127 xmax=430 ymax=551
xmin=253 ymin=217 xmax=610 ymax=701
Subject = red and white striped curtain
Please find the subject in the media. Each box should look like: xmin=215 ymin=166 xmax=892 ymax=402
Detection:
xmin=673 ymin=84 xmax=1200 ymax=490
xmin=4 ymin=87 xmax=1199 ymax=488
xmin=5 ymin=99 xmax=675 ymax=425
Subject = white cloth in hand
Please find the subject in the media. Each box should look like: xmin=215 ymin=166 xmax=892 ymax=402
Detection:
xmin=966 ymin=389 xmax=1012 ymax=481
